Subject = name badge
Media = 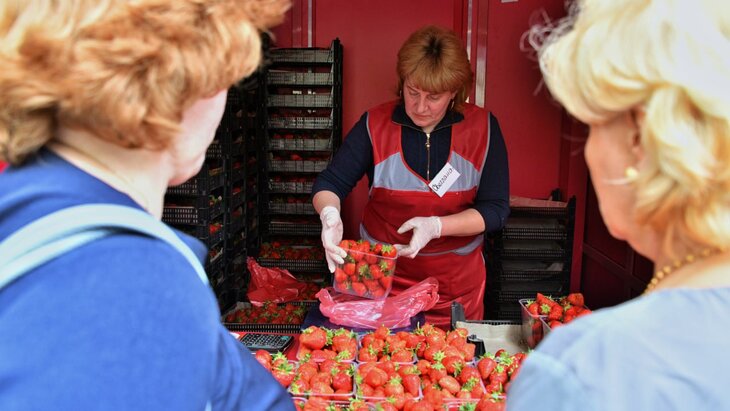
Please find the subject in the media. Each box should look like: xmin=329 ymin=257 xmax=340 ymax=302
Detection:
xmin=429 ymin=162 xmax=460 ymax=197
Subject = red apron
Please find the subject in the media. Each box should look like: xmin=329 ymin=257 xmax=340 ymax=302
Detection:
xmin=360 ymin=101 xmax=492 ymax=327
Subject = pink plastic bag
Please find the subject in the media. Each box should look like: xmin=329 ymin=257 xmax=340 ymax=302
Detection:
xmin=316 ymin=278 xmax=440 ymax=329
xmin=246 ymin=257 xmax=308 ymax=306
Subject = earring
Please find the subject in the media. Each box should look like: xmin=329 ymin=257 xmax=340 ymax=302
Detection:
xmin=624 ymin=166 xmax=639 ymax=179
xmin=449 ymin=99 xmax=455 ymax=110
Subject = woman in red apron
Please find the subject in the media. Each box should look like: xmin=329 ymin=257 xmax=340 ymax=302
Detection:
xmin=313 ymin=25 xmax=510 ymax=327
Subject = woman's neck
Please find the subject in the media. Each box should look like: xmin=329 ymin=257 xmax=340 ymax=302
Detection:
xmin=49 ymin=127 xmax=172 ymax=219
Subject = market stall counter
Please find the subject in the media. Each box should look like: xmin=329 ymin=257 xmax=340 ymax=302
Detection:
xmin=225 ymin=301 xmax=526 ymax=410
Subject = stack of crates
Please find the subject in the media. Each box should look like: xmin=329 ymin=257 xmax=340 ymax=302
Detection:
xmin=256 ymin=39 xmax=343 ymax=285
xmin=484 ymin=196 xmax=576 ymax=321
xmin=163 ymin=86 xmax=255 ymax=312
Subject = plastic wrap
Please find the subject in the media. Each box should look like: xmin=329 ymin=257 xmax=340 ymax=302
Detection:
xmin=316 ymin=278 xmax=439 ymax=329
xmin=246 ymin=257 xmax=308 ymax=306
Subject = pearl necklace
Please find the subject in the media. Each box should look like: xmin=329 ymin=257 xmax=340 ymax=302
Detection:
xmin=644 ymin=247 xmax=727 ymax=294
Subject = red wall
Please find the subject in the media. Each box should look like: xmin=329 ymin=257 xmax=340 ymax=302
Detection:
xmin=271 ymin=0 xmax=570 ymax=238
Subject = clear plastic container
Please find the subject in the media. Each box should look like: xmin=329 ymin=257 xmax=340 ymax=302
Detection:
xmin=333 ymin=248 xmax=396 ymax=300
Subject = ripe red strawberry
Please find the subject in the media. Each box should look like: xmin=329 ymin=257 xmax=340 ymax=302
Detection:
xmin=351 ymin=281 xmax=367 ymax=296
xmin=458 ymin=366 xmax=481 ymax=385
xmin=300 ymin=326 xmax=328 ymax=350
xmin=369 ymin=264 xmax=384 ymax=279
xmin=566 ymin=292 xmax=585 ymax=307
xmin=334 ymin=267 xmax=347 ymax=283
xmin=442 ymin=355 xmax=465 ymax=375
xmin=271 ymin=362 xmax=294 ymax=387
xmin=384 ymin=376 xmax=405 ymax=397
xmin=438 ymin=375 xmax=461 ymax=395
xmin=253 ymin=349 xmax=271 ymax=370
xmin=380 ymin=244 xmax=397 ymax=258
xmin=332 ymin=368 xmax=353 ymax=392
xmin=477 ymin=356 xmax=497 ymax=379
xmin=356 ymin=261 xmax=370 ymax=278
xmin=364 ymin=367 xmax=389 ymax=387
xmin=526 ymin=301 xmax=540 ymax=316
xmin=402 ymin=374 xmax=421 ymax=396
xmin=338 ymin=239 xmax=353 ymax=250
xmin=343 ymin=262 xmax=356 ymax=276
xmin=548 ymin=304 xmax=563 ymax=321
xmin=379 ymin=275 xmax=393 ymax=289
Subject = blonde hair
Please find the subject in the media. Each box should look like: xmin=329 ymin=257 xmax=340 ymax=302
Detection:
xmin=0 ymin=0 xmax=289 ymax=165
xmin=396 ymin=25 xmax=472 ymax=112
xmin=531 ymin=0 xmax=730 ymax=256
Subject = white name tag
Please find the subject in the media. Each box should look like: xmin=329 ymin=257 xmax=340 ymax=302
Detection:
xmin=429 ymin=162 xmax=460 ymax=197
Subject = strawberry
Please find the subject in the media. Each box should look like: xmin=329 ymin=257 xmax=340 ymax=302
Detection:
xmin=380 ymin=244 xmax=397 ymax=258
xmin=477 ymin=356 xmax=497 ymax=379
xmin=351 ymin=281 xmax=367 ymax=296
xmin=526 ymin=301 xmax=540 ymax=316
xmin=253 ymin=349 xmax=271 ymax=370
xmin=334 ymin=267 xmax=347 ymax=283
xmin=369 ymin=264 xmax=384 ymax=279
xmin=343 ymin=262 xmax=356 ymax=276
xmin=379 ymin=275 xmax=393 ymax=289
xmin=391 ymin=349 xmax=414 ymax=363
xmin=384 ymin=376 xmax=405 ymax=397
xmin=365 ymin=367 xmax=389 ymax=387
xmin=438 ymin=375 xmax=461 ymax=394
xmin=331 ymin=367 xmax=353 ymax=392
xmin=566 ymin=292 xmax=585 ymax=307
xmin=356 ymin=261 xmax=370 ymax=278
xmin=547 ymin=304 xmax=563 ymax=321
xmin=300 ymin=326 xmax=328 ymax=350
xmin=458 ymin=366 xmax=481 ymax=385
xmin=402 ymin=373 xmax=421 ymax=396
xmin=271 ymin=362 xmax=294 ymax=387
xmin=371 ymin=242 xmax=383 ymax=255
xmin=442 ymin=355 xmax=465 ymax=375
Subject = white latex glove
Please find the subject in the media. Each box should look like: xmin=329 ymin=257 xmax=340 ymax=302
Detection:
xmin=319 ymin=206 xmax=347 ymax=272
xmin=395 ymin=216 xmax=442 ymax=258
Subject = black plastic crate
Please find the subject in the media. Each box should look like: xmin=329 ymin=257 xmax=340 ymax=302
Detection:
xmin=268 ymin=221 xmax=321 ymax=236
xmin=257 ymin=258 xmax=328 ymax=273
xmin=267 ymin=115 xmax=333 ymax=130
xmin=176 ymin=223 xmax=225 ymax=248
xmin=271 ymin=48 xmax=334 ymax=64
xmin=484 ymin=304 xmax=522 ymax=322
xmin=162 ymin=199 xmax=225 ymax=225
xmin=268 ymin=202 xmax=317 ymax=215
xmin=502 ymin=226 xmax=567 ymax=241
xmin=165 ymin=165 xmax=225 ymax=197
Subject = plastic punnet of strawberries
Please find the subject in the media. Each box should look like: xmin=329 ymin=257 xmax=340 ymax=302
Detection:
xmin=526 ymin=292 xmax=591 ymax=328
xmin=333 ymin=239 xmax=397 ymax=300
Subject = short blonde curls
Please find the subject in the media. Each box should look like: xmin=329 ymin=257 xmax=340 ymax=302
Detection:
xmin=396 ymin=25 xmax=473 ymax=113
xmin=531 ymin=0 xmax=730 ymax=256
xmin=0 ymin=0 xmax=289 ymax=165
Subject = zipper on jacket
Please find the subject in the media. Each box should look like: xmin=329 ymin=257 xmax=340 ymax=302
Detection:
xmin=425 ymin=132 xmax=431 ymax=182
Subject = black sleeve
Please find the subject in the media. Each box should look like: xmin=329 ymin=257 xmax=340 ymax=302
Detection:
xmin=473 ymin=113 xmax=510 ymax=233
xmin=311 ymin=113 xmax=374 ymax=201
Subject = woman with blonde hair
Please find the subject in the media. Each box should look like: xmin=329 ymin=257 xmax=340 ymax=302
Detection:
xmin=509 ymin=0 xmax=730 ymax=408
xmin=0 ymin=0 xmax=294 ymax=409
xmin=312 ymin=25 xmax=510 ymax=326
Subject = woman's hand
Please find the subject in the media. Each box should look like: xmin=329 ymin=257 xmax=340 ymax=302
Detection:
xmin=395 ymin=216 xmax=442 ymax=258
xmin=319 ymin=206 xmax=347 ymax=272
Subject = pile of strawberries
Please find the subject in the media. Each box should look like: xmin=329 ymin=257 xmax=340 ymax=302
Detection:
xmin=254 ymin=324 xmax=521 ymax=411
xmin=526 ymin=292 xmax=591 ymax=328
xmin=224 ymin=301 xmax=309 ymax=325
xmin=297 ymin=325 xmax=358 ymax=362
xmin=334 ymin=240 xmax=397 ymax=299
xmin=475 ymin=350 xmax=526 ymax=397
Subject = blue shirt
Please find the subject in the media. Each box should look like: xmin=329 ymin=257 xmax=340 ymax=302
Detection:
xmin=0 ymin=150 xmax=294 ymax=411
xmin=507 ymin=287 xmax=730 ymax=410
xmin=312 ymin=104 xmax=510 ymax=232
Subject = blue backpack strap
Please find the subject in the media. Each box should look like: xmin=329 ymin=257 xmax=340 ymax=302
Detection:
xmin=0 ymin=204 xmax=209 ymax=290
